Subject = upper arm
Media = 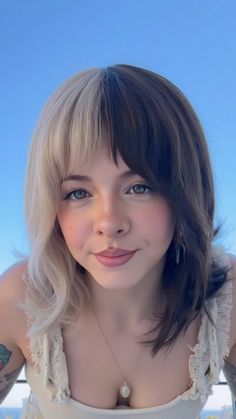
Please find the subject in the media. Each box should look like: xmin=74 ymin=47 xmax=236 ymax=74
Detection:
xmin=225 ymin=254 xmax=236 ymax=365
xmin=0 ymin=342 xmax=25 ymax=404
xmin=0 ymin=262 xmax=28 ymax=403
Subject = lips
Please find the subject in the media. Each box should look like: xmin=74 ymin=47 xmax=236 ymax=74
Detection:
xmin=94 ymin=248 xmax=137 ymax=267
xmin=95 ymin=248 xmax=135 ymax=257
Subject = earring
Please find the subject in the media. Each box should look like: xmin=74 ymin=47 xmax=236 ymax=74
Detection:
xmin=176 ymin=242 xmax=186 ymax=264
xmin=175 ymin=224 xmax=186 ymax=265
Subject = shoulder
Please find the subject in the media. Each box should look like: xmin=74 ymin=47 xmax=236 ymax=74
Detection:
xmin=0 ymin=260 xmax=28 ymax=300
xmin=228 ymin=253 xmax=236 ymax=311
xmin=225 ymin=253 xmax=236 ymax=359
xmin=0 ymin=260 xmax=28 ymax=345
xmin=228 ymin=253 xmax=236 ymax=279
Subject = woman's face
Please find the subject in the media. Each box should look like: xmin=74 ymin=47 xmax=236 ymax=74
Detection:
xmin=57 ymin=146 xmax=175 ymax=290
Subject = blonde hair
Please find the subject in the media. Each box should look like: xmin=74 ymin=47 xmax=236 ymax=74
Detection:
xmin=24 ymin=65 xmax=228 ymax=356
xmin=25 ymin=68 xmax=104 ymax=336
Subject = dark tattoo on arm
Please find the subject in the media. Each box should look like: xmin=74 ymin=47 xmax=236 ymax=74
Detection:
xmin=0 ymin=365 xmax=23 ymax=402
xmin=0 ymin=344 xmax=22 ymax=403
xmin=0 ymin=344 xmax=12 ymax=371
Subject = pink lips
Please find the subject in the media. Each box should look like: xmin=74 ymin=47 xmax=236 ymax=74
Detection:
xmin=94 ymin=248 xmax=137 ymax=267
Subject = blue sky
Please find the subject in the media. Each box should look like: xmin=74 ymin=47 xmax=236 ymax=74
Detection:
xmin=1 ymin=0 xmax=236 ymax=273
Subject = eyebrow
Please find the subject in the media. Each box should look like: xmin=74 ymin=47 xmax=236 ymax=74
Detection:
xmin=62 ymin=169 xmax=138 ymax=183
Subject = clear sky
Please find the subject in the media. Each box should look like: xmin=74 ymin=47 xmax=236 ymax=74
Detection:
xmin=0 ymin=0 xmax=236 ymax=273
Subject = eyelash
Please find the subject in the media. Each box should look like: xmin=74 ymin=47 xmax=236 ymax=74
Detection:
xmin=129 ymin=183 xmax=151 ymax=195
xmin=63 ymin=183 xmax=152 ymax=201
xmin=63 ymin=189 xmax=90 ymax=201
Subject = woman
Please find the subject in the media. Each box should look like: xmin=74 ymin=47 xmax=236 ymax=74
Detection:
xmin=0 ymin=64 xmax=236 ymax=418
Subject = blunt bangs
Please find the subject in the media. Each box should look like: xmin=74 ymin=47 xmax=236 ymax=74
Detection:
xmin=45 ymin=65 xmax=209 ymax=217
xmin=61 ymin=66 xmax=181 ymax=197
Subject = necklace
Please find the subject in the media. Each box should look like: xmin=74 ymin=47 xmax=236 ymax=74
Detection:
xmin=91 ymin=303 xmax=145 ymax=401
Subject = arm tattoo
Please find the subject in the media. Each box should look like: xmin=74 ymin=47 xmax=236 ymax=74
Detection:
xmin=0 ymin=365 xmax=23 ymax=402
xmin=0 ymin=344 xmax=12 ymax=371
xmin=0 ymin=344 xmax=22 ymax=403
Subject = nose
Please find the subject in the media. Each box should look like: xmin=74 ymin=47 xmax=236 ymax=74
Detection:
xmin=93 ymin=196 xmax=130 ymax=238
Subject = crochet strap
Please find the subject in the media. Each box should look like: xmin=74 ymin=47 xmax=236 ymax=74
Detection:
xmin=182 ymin=247 xmax=232 ymax=402
xmin=28 ymin=326 xmax=70 ymax=402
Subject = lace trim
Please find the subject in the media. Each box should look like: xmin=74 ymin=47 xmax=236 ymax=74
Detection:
xmin=28 ymin=327 xmax=70 ymax=402
xmin=23 ymin=273 xmax=70 ymax=403
xmin=180 ymin=248 xmax=233 ymax=403
xmin=23 ymin=247 xmax=233 ymax=405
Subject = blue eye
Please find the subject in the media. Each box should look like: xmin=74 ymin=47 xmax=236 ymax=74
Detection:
xmin=128 ymin=183 xmax=151 ymax=194
xmin=64 ymin=189 xmax=89 ymax=200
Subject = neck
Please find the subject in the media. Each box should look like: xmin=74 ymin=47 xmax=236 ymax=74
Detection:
xmin=85 ymin=258 xmax=166 ymax=335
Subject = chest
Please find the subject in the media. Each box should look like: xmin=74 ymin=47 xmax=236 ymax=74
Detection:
xmin=61 ymin=316 xmax=201 ymax=409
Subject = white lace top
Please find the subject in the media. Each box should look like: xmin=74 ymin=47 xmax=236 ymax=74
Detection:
xmin=20 ymin=249 xmax=232 ymax=419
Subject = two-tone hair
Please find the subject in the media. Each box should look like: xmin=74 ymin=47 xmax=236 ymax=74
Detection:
xmin=24 ymin=64 xmax=228 ymax=357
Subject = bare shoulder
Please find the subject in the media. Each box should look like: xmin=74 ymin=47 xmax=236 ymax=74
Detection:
xmin=228 ymin=253 xmax=236 ymax=303
xmin=228 ymin=253 xmax=236 ymax=270
xmin=0 ymin=262 xmax=28 ymax=403
xmin=0 ymin=260 xmax=28 ymax=346
xmin=0 ymin=260 xmax=28 ymax=292
xmin=225 ymin=253 xmax=236 ymax=363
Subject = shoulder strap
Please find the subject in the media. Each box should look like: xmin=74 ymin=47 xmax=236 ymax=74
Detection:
xmin=183 ymin=247 xmax=233 ymax=403
xmin=28 ymin=326 xmax=70 ymax=402
xmin=23 ymin=273 xmax=70 ymax=402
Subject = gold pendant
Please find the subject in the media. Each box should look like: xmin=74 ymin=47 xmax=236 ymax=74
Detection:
xmin=120 ymin=382 xmax=131 ymax=399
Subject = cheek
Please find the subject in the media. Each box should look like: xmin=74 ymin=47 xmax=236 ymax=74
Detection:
xmin=57 ymin=212 xmax=89 ymax=249
xmin=134 ymin=201 xmax=175 ymax=240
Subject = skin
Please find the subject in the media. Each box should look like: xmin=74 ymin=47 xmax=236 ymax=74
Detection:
xmin=0 ymin=344 xmax=22 ymax=403
xmin=223 ymin=360 xmax=236 ymax=398
xmin=57 ymin=145 xmax=175 ymax=333
xmin=0 ymin=344 xmax=12 ymax=371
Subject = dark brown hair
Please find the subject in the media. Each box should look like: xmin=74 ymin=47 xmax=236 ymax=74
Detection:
xmin=93 ymin=64 xmax=229 ymax=356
